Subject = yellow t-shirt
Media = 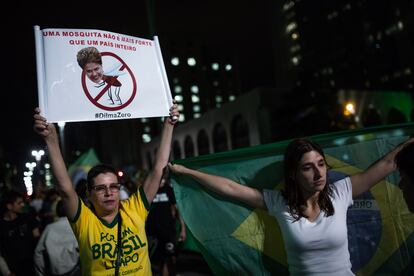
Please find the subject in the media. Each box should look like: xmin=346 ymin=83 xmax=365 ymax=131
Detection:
xmin=70 ymin=186 xmax=151 ymax=276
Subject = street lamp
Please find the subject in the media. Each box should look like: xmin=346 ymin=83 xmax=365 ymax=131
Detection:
xmin=32 ymin=150 xmax=45 ymax=162
xmin=29 ymin=149 xmax=46 ymax=194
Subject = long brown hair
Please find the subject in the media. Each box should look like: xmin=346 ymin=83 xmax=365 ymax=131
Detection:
xmin=282 ymin=138 xmax=334 ymax=221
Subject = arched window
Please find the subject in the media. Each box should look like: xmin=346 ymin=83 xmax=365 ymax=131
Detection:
xmin=146 ymin=152 xmax=152 ymax=170
xmin=387 ymin=107 xmax=407 ymax=124
xmin=362 ymin=107 xmax=382 ymax=127
xmin=197 ymin=129 xmax=210 ymax=156
xmin=231 ymin=114 xmax=250 ymax=149
xmin=213 ymin=123 xmax=228 ymax=153
xmin=172 ymin=140 xmax=182 ymax=160
xmin=184 ymin=136 xmax=195 ymax=157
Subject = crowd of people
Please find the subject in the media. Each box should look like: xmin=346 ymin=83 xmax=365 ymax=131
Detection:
xmin=0 ymin=46 xmax=413 ymax=275
xmin=0 ymin=171 xmax=189 ymax=276
xmin=1 ymin=131 xmax=413 ymax=275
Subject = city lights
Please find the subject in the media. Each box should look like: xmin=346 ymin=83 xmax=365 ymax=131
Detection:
xmin=344 ymin=102 xmax=356 ymax=116
xmin=32 ymin=149 xmax=45 ymax=161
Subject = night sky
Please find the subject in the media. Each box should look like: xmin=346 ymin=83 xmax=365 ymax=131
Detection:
xmin=2 ymin=2 xmax=152 ymax=167
xmin=2 ymin=1 xmax=275 ymax=168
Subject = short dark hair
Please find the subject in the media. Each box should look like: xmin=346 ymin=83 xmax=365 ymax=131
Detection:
xmin=2 ymin=190 xmax=23 ymax=205
xmin=56 ymin=200 xmax=66 ymax=217
xmin=87 ymin=164 xmax=119 ymax=190
xmin=395 ymin=142 xmax=414 ymax=182
xmin=0 ymin=190 xmax=23 ymax=215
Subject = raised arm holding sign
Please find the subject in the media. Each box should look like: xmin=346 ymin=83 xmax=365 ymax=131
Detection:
xmin=33 ymin=104 xmax=179 ymax=275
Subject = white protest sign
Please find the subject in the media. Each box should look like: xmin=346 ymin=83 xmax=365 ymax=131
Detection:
xmin=34 ymin=26 xmax=173 ymax=123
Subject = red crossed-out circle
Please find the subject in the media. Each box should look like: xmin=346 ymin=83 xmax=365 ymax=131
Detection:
xmin=81 ymin=52 xmax=137 ymax=111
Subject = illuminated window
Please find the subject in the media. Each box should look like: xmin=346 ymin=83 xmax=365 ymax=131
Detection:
xmin=393 ymin=71 xmax=400 ymax=78
xmin=144 ymin=126 xmax=151 ymax=133
xmin=193 ymin=113 xmax=201 ymax=119
xmin=174 ymin=95 xmax=183 ymax=102
xmin=229 ymin=95 xmax=236 ymax=101
xmin=141 ymin=118 xmax=148 ymax=123
xmin=179 ymin=114 xmax=185 ymax=122
xmin=380 ymin=75 xmax=389 ymax=83
xmin=193 ymin=105 xmax=201 ymax=112
xmin=142 ymin=134 xmax=151 ymax=143
xmin=215 ymin=95 xmax=223 ymax=103
xmin=285 ymin=22 xmax=297 ymax=33
xmin=225 ymin=64 xmax=232 ymax=71
xmin=171 ymin=57 xmax=179 ymax=66
xmin=291 ymin=56 xmax=300 ymax=65
xmin=178 ymin=104 xmax=184 ymax=111
xmin=190 ymin=85 xmax=199 ymax=93
xmin=187 ymin=57 xmax=196 ymax=66
xmin=283 ymin=1 xmax=295 ymax=11
xmin=290 ymin=44 xmax=301 ymax=53
xmin=191 ymin=95 xmax=200 ymax=103
xmin=327 ymin=11 xmax=338 ymax=20
xmin=285 ymin=11 xmax=296 ymax=20
xmin=174 ymin=85 xmax=182 ymax=93
xmin=291 ymin=32 xmax=299 ymax=40
xmin=211 ymin=63 xmax=219 ymax=71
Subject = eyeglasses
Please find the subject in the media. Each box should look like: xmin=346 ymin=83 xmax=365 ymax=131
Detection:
xmin=91 ymin=183 xmax=121 ymax=194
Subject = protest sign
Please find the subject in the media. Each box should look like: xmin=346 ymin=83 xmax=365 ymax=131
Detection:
xmin=34 ymin=26 xmax=172 ymax=122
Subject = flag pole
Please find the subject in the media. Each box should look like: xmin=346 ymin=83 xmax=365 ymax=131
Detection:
xmin=34 ymin=25 xmax=46 ymax=117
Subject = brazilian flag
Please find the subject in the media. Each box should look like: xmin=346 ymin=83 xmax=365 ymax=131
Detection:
xmin=67 ymin=148 xmax=100 ymax=186
xmin=171 ymin=124 xmax=414 ymax=275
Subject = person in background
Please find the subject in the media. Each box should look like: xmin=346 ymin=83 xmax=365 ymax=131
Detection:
xmin=146 ymin=169 xmax=186 ymax=276
xmin=0 ymin=190 xmax=40 ymax=275
xmin=34 ymin=200 xmax=80 ymax=276
xmin=394 ymin=141 xmax=414 ymax=276
xmin=30 ymin=185 xmax=45 ymax=215
xmin=119 ymin=184 xmax=130 ymax=201
xmin=169 ymin=137 xmax=414 ymax=275
xmin=74 ymin=179 xmax=90 ymax=208
xmin=39 ymin=188 xmax=60 ymax=230
xmin=395 ymin=142 xmax=414 ymax=212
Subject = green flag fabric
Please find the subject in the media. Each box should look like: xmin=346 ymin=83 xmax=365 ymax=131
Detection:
xmin=171 ymin=123 xmax=414 ymax=275
xmin=67 ymin=148 xmax=100 ymax=186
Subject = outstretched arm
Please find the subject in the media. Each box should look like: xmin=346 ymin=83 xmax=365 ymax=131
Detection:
xmin=351 ymin=138 xmax=414 ymax=198
xmin=143 ymin=104 xmax=179 ymax=203
xmin=168 ymin=163 xmax=266 ymax=209
xmin=33 ymin=108 xmax=78 ymax=220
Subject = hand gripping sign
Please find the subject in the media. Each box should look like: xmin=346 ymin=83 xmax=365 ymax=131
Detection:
xmin=34 ymin=26 xmax=173 ymax=123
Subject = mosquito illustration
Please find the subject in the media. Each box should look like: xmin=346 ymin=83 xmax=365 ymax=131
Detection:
xmin=94 ymin=62 xmax=127 ymax=105
xmin=77 ymin=47 xmax=128 ymax=106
